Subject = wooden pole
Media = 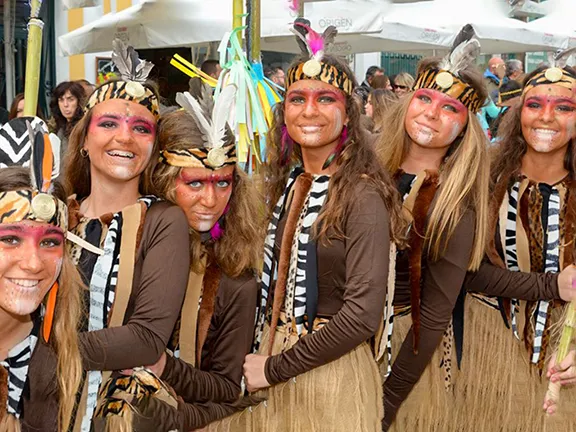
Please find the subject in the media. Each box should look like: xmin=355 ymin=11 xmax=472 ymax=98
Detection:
xmin=23 ymin=0 xmax=43 ymax=117
xmin=233 ymin=0 xmax=243 ymax=47
xmin=250 ymin=0 xmax=261 ymax=63
xmin=298 ymin=0 xmax=304 ymax=17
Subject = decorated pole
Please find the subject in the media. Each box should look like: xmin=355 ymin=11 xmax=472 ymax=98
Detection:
xmin=23 ymin=0 xmax=44 ymax=117
xmin=545 ymin=302 xmax=576 ymax=407
xmin=233 ymin=0 xmax=244 ymax=48
xmin=250 ymin=0 xmax=261 ymax=63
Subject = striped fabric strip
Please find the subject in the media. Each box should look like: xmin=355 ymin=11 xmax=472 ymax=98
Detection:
xmin=0 ymin=314 xmax=40 ymax=418
xmin=504 ymin=182 xmax=522 ymax=339
xmin=531 ymin=189 xmax=560 ymax=364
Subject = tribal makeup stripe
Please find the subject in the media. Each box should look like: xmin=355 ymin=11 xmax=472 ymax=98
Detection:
xmin=159 ymin=144 xmax=237 ymax=170
xmin=86 ymin=80 xmax=160 ymax=119
xmin=414 ymin=68 xmax=481 ymax=113
xmin=286 ymin=62 xmax=354 ymax=95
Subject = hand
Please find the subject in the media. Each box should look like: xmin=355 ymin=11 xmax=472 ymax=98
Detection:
xmin=543 ymin=350 xmax=576 ymax=415
xmin=121 ymin=352 xmax=168 ymax=377
xmin=243 ymin=354 xmax=271 ymax=392
xmin=557 ymin=265 xmax=576 ymax=302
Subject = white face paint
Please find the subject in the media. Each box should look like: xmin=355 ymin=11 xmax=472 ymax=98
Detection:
xmin=411 ymin=124 xmax=434 ymax=146
xmin=529 ymin=129 xmax=557 ymax=152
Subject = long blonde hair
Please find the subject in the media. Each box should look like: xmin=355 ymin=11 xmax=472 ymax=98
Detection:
xmin=0 ymin=168 xmax=83 ymax=432
xmin=377 ymin=59 xmax=490 ymax=270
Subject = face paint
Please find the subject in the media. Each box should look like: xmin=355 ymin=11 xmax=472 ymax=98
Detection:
xmin=284 ymin=80 xmax=349 ymax=155
xmin=174 ymin=166 xmax=234 ymax=233
xmin=521 ymin=85 xmax=576 ymax=155
xmin=0 ymin=221 xmax=64 ymax=317
xmin=84 ymin=98 xmax=157 ymax=183
xmin=404 ymin=88 xmax=468 ymax=151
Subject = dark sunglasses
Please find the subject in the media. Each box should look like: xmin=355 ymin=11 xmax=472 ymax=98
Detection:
xmin=394 ymin=85 xmax=408 ymax=90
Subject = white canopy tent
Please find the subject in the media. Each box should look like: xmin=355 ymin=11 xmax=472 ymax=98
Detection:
xmin=526 ymin=0 xmax=576 ymax=50
xmin=58 ymin=0 xmax=294 ymax=56
xmin=369 ymin=0 xmax=564 ymax=55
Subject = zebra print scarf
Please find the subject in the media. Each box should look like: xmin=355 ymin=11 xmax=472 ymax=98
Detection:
xmin=81 ymin=196 xmax=158 ymax=431
xmin=502 ymin=180 xmax=561 ymax=365
xmin=254 ymin=167 xmax=330 ymax=351
xmin=0 ymin=311 xmax=41 ymax=418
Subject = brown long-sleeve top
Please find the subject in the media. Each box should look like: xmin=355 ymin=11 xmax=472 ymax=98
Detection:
xmin=21 ymin=341 xmax=59 ymax=432
xmin=150 ymin=272 xmax=259 ymax=430
xmin=70 ymin=201 xmax=191 ymax=370
xmin=263 ymin=182 xmax=391 ymax=385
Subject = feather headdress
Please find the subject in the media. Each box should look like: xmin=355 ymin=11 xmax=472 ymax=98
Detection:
xmin=413 ymin=24 xmax=482 ymax=112
xmin=285 ymin=18 xmax=354 ymax=95
xmin=524 ymin=46 xmax=576 ymax=95
xmin=86 ymin=39 xmax=159 ymax=118
xmin=159 ymin=79 xmax=238 ymax=170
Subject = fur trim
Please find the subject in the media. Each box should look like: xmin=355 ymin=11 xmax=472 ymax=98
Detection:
xmin=408 ymin=172 xmax=439 ymax=353
xmin=196 ymin=263 xmax=222 ymax=366
xmin=268 ymin=174 xmax=313 ymax=355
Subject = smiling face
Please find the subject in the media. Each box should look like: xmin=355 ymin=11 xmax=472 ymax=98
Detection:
xmin=83 ymin=99 xmax=157 ymax=184
xmin=284 ymin=80 xmax=349 ymax=154
xmin=0 ymin=221 xmax=64 ymax=317
xmin=521 ymin=85 xmax=576 ymax=154
xmin=405 ymin=88 xmax=468 ymax=150
xmin=174 ymin=165 xmax=234 ymax=233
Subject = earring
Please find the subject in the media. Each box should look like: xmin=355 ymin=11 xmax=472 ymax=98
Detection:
xmin=322 ymin=125 xmax=348 ymax=170
xmin=280 ymin=125 xmax=294 ymax=166
xmin=210 ymin=204 xmax=230 ymax=241
xmin=42 ymin=282 xmax=59 ymax=343
xmin=80 ymin=148 xmax=89 ymax=158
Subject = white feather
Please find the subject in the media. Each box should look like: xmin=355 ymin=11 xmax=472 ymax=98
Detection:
xmin=554 ymin=47 xmax=576 ymax=69
xmin=289 ymin=28 xmax=313 ymax=56
xmin=176 ymin=92 xmax=214 ymax=147
xmin=212 ymin=84 xmax=237 ymax=149
xmin=440 ymin=39 xmax=481 ymax=75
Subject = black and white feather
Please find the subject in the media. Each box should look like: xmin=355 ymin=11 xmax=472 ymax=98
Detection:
xmin=175 ymin=83 xmax=237 ymax=150
xmin=439 ymin=24 xmax=481 ymax=76
xmin=111 ymin=39 xmax=154 ymax=83
xmin=550 ymin=47 xmax=576 ymax=69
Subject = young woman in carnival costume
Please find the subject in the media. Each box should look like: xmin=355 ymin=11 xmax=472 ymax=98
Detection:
xmin=91 ymin=78 xmax=263 ymax=431
xmin=209 ymin=19 xmax=405 ymax=432
xmin=460 ymin=49 xmax=576 ymax=432
xmin=0 ymin=128 xmax=84 ymax=431
xmin=63 ymin=39 xmax=190 ymax=431
xmin=375 ymin=26 xmax=491 ymax=432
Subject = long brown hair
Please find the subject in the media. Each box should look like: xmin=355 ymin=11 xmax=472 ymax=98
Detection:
xmin=64 ymin=80 xmax=160 ymax=199
xmin=151 ymin=109 xmax=264 ymax=277
xmin=0 ymin=168 xmax=83 ymax=432
xmin=491 ymin=65 xmax=576 ymax=183
xmin=266 ymin=53 xmax=406 ymax=246
xmin=377 ymin=58 xmax=490 ymax=270
xmin=370 ymin=89 xmax=398 ymax=133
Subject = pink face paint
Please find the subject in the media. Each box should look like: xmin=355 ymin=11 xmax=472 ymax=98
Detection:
xmin=90 ymin=113 xmax=157 ymax=135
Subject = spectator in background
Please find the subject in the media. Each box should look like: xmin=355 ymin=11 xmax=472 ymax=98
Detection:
xmin=392 ymin=72 xmax=415 ymax=97
xmin=504 ymin=59 xmax=524 ymax=83
xmin=360 ymin=65 xmax=384 ymax=91
xmin=484 ymin=57 xmax=505 ymax=102
xmin=9 ymin=93 xmax=45 ymax=120
xmin=77 ymin=79 xmax=95 ymax=98
xmin=489 ymin=79 xmax=522 ymax=140
xmin=48 ymin=81 xmax=85 ymax=157
xmin=365 ymin=88 xmax=398 ymax=134
xmin=265 ymin=66 xmax=286 ymax=88
xmin=371 ymin=74 xmax=392 ymax=90
xmin=201 ymin=59 xmax=223 ymax=80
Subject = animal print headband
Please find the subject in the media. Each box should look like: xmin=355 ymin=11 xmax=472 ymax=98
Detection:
xmin=523 ymin=47 xmax=576 ymax=96
xmin=285 ymin=19 xmax=353 ymax=95
xmin=159 ymin=81 xmax=238 ymax=170
xmin=414 ymin=25 xmax=482 ymax=113
xmin=85 ymin=39 xmax=159 ymax=119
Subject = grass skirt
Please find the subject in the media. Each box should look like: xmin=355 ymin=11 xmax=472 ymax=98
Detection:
xmin=207 ymin=323 xmax=383 ymax=432
xmin=453 ymin=296 xmax=576 ymax=432
xmin=386 ymin=313 xmax=456 ymax=432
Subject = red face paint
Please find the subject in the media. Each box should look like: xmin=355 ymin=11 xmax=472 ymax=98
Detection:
xmin=174 ymin=166 xmax=234 ymax=233
xmin=0 ymin=221 xmax=64 ymax=317
xmin=284 ymin=80 xmax=348 ymax=162
xmin=405 ymin=88 xmax=468 ymax=149
xmin=521 ymin=85 xmax=576 ymax=154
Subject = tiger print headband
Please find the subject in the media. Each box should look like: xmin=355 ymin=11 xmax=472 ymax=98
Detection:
xmin=85 ymin=39 xmax=159 ymax=119
xmin=285 ymin=19 xmax=353 ymax=95
xmin=523 ymin=67 xmax=576 ymax=96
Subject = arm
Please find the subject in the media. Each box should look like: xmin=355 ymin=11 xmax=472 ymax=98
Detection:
xmin=265 ymin=185 xmax=391 ymax=385
xmin=383 ymin=210 xmax=475 ymax=429
xmin=465 ymin=261 xmax=560 ymax=301
xmin=161 ymin=277 xmax=258 ymax=404
xmin=80 ymin=205 xmax=191 ymax=370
